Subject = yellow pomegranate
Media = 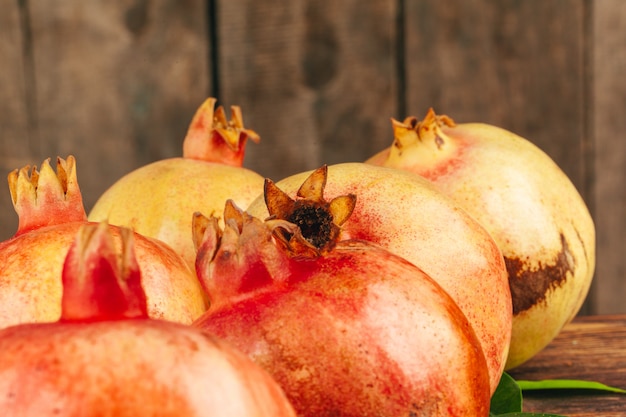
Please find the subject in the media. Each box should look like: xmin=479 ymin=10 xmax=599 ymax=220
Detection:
xmin=88 ymin=98 xmax=265 ymax=269
xmin=367 ymin=109 xmax=595 ymax=369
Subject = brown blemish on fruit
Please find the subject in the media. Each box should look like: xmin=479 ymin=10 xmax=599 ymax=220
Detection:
xmin=505 ymin=233 xmax=575 ymax=315
xmin=434 ymin=134 xmax=445 ymax=149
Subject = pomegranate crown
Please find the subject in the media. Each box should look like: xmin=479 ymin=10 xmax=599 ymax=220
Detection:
xmin=61 ymin=221 xmax=148 ymax=322
xmin=192 ymin=166 xmax=357 ymax=274
xmin=192 ymin=200 xmax=322 ymax=267
xmin=390 ymin=108 xmax=456 ymax=149
xmin=7 ymin=155 xmax=86 ymax=236
xmin=191 ymin=169 xmax=356 ymax=310
xmin=264 ymin=165 xmax=356 ymax=254
xmin=192 ymin=200 xmax=302 ymax=310
xmin=182 ymin=97 xmax=260 ymax=166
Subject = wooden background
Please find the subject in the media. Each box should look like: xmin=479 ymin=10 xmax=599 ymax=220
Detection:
xmin=1 ymin=0 xmax=624 ymax=314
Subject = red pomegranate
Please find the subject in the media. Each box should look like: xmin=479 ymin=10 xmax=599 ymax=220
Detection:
xmin=0 ymin=221 xmax=297 ymax=417
xmin=246 ymin=163 xmax=511 ymax=393
xmin=192 ymin=200 xmax=491 ymax=417
xmin=0 ymin=156 xmax=207 ymax=329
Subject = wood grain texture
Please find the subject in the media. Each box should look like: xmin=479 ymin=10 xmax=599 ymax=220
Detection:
xmin=216 ymin=0 xmax=399 ymax=180
xmin=0 ymin=0 xmax=210 ymax=241
xmin=509 ymin=315 xmax=626 ymax=415
xmin=592 ymin=0 xmax=626 ymax=315
xmin=0 ymin=1 xmax=624 ymax=315
xmin=0 ymin=0 xmax=29 ymax=240
xmin=403 ymin=0 xmax=587 ymax=192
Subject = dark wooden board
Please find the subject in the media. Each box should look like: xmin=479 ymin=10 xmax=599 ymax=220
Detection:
xmin=403 ymin=0 xmax=587 ymax=193
xmin=216 ymin=0 xmax=399 ymax=180
xmin=591 ymin=0 xmax=626 ymax=315
xmin=0 ymin=0 xmax=210 ymax=241
xmin=509 ymin=315 xmax=626 ymax=415
xmin=0 ymin=0 xmax=30 ymax=240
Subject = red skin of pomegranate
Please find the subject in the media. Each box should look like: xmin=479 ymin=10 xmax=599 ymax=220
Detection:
xmin=247 ymin=164 xmax=512 ymax=394
xmin=0 ymin=222 xmax=206 ymax=328
xmin=0 ymin=221 xmax=296 ymax=417
xmin=192 ymin=205 xmax=491 ymax=417
xmin=0 ymin=156 xmax=207 ymax=329
xmin=0 ymin=320 xmax=296 ymax=417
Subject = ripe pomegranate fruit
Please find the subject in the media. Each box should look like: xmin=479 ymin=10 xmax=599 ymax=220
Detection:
xmin=366 ymin=109 xmax=595 ymax=369
xmin=0 ymin=221 xmax=297 ymax=417
xmin=0 ymin=156 xmax=207 ymax=329
xmin=88 ymin=97 xmax=265 ymax=268
xmin=192 ymin=200 xmax=491 ymax=417
xmin=246 ymin=164 xmax=511 ymax=394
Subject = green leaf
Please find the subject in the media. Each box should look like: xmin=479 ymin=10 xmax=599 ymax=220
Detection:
xmin=489 ymin=373 xmax=567 ymax=417
xmin=489 ymin=374 xmax=625 ymax=416
xmin=517 ymin=379 xmax=626 ymax=394
xmin=490 ymin=372 xmax=523 ymax=414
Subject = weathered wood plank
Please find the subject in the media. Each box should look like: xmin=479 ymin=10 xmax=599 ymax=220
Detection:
xmin=0 ymin=0 xmax=28 ymax=240
xmin=592 ymin=0 xmax=626 ymax=315
xmin=509 ymin=315 xmax=626 ymax=415
xmin=0 ymin=0 xmax=210 ymax=241
xmin=404 ymin=0 xmax=587 ymax=190
xmin=216 ymin=0 xmax=399 ymax=181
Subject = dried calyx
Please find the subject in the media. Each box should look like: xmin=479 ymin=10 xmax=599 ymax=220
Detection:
xmin=192 ymin=199 xmax=318 ymax=265
xmin=264 ymin=165 xmax=356 ymax=254
xmin=7 ymin=156 xmax=86 ymax=236
xmin=182 ymin=97 xmax=260 ymax=166
xmin=391 ymin=108 xmax=456 ymax=149
xmin=191 ymin=170 xmax=356 ymax=310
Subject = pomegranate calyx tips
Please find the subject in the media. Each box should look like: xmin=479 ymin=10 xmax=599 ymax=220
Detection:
xmin=391 ymin=117 xmax=420 ymax=149
xmin=194 ymin=201 xmax=295 ymax=310
xmin=7 ymin=155 xmax=87 ymax=236
xmin=193 ymin=200 xmax=258 ymax=283
xmin=182 ymin=97 xmax=260 ymax=166
xmin=416 ymin=109 xmax=455 ymax=139
xmin=418 ymin=108 xmax=456 ymax=131
xmin=296 ymin=164 xmax=328 ymax=202
xmin=192 ymin=211 xmax=222 ymax=258
xmin=264 ymin=166 xmax=356 ymax=253
xmin=266 ymin=218 xmax=321 ymax=260
xmin=214 ymin=104 xmax=261 ymax=149
xmin=191 ymin=199 xmax=250 ymax=260
xmin=391 ymin=108 xmax=456 ymax=151
xmin=193 ymin=200 xmax=256 ymax=267
xmin=60 ymin=221 xmax=149 ymax=323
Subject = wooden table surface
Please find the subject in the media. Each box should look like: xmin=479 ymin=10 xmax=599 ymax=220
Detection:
xmin=508 ymin=314 xmax=626 ymax=416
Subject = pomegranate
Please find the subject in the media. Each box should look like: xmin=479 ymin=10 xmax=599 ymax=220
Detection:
xmin=0 ymin=156 xmax=207 ymax=329
xmin=88 ymin=97 xmax=265 ymax=268
xmin=192 ymin=200 xmax=491 ymax=417
xmin=0 ymin=221 xmax=297 ymax=417
xmin=246 ymin=164 xmax=511 ymax=393
xmin=366 ymin=109 xmax=595 ymax=369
